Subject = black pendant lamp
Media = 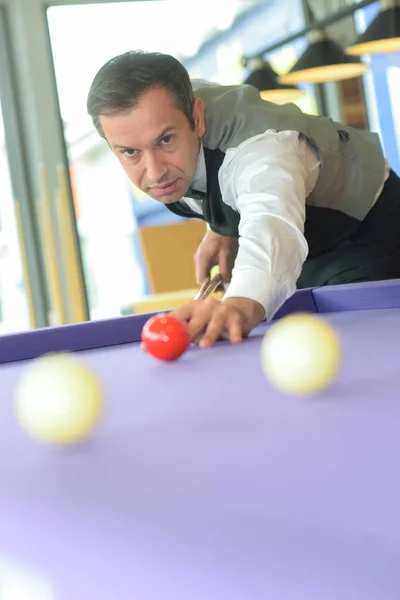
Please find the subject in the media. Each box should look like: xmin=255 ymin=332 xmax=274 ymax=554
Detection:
xmin=279 ymin=30 xmax=368 ymax=85
xmin=347 ymin=0 xmax=400 ymax=55
xmin=244 ymin=58 xmax=305 ymax=103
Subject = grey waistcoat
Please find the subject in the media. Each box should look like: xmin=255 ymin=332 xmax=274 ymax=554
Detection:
xmin=166 ymin=81 xmax=385 ymax=256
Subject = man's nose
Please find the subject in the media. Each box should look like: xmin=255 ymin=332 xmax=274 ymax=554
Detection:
xmin=145 ymin=152 xmax=167 ymax=183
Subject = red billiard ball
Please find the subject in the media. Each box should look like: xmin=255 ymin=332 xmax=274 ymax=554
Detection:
xmin=141 ymin=314 xmax=191 ymax=361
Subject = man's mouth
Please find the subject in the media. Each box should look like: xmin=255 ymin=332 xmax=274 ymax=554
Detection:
xmin=150 ymin=180 xmax=178 ymax=194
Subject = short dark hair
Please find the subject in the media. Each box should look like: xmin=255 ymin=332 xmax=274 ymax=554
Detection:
xmin=87 ymin=50 xmax=196 ymax=138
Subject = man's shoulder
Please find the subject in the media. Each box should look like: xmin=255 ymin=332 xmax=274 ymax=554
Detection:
xmin=190 ymin=79 xmax=257 ymax=100
xmin=191 ymin=79 xmax=304 ymax=153
xmin=190 ymin=78 xmax=221 ymax=90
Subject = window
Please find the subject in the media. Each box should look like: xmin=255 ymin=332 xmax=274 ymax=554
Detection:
xmin=354 ymin=1 xmax=400 ymax=173
xmin=47 ymin=1 xmax=256 ymax=317
xmin=0 ymin=102 xmax=31 ymax=332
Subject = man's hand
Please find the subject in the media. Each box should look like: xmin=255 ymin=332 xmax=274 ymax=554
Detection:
xmin=194 ymin=231 xmax=238 ymax=285
xmin=171 ymin=296 xmax=265 ymax=348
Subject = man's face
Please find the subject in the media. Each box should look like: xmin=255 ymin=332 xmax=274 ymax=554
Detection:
xmin=100 ymin=87 xmax=205 ymax=204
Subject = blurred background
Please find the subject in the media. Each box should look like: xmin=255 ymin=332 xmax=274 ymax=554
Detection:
xmin=0 ymin=0 xmax=399 ymax=332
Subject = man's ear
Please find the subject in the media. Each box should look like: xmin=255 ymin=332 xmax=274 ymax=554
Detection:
xmin=193 ymin=97 xmax=205 ymax=137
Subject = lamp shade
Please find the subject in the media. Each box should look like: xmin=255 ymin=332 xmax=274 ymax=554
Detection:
xmin=244 ymin=62 xmax=304 ymax=103
xmin=346 ymin=7 xmax=400 ymax=55
xmin=279 ymin=37 xmax=368 ymax=85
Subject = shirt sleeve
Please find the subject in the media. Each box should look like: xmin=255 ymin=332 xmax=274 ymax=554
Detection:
xmin=220 ymin=130 xmax=310 ymax=320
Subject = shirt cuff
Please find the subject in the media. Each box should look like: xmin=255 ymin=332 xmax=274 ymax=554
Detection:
xmin=222 ymin=268 xmax=296 ymax=321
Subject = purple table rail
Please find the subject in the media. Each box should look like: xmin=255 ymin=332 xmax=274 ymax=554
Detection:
xmin=1 ymin=279 xmax=400 ymax=364
xmin=1 ymin=280 xmax=400 ymax=599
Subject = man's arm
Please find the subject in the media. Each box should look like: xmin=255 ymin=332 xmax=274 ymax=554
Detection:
xmin=221 ymin=129 xmax=310 ymax=321
xmin=169 ymin=129 xmax=312 ymax=349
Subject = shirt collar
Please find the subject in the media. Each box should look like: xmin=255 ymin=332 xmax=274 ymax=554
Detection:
xmin=191 ymin=143 xmax=207 ymax=193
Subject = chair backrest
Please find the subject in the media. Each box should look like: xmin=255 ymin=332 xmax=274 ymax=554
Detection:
xmin=138 ymin=219 xmax=207 ymax=294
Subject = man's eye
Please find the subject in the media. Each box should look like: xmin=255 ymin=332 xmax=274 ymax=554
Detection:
xmin=160 ymin=134 xmax=174 ymax=145
xmin=122 ymin=149 xmax=137 ymax=158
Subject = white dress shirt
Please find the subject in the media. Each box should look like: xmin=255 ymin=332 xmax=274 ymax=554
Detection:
xmin=183 ymin=131 xmax=389 ymax=321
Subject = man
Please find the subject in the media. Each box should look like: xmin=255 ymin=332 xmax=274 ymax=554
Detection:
xmin=87 ymin=50 xmax=398 ymax=348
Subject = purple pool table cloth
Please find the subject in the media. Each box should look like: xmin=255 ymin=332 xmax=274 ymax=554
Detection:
xmin=1 ymin=280 xmax=400 ymax=599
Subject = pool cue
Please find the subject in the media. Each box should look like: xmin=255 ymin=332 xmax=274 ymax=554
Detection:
xmin=193 ymin=272 xmax=224 ymax=301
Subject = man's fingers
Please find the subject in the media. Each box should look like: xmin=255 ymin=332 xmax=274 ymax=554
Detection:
xmin=195 ymin=263 xmax=210 ymax=286
xmin=198 ymin=305 xmax=232 ymax=348
xmin=187 ymin=317 xmax=209 ymax=343
xmin=199 ymin=315 xmax=225 ymax=348
xmin=145 ymin=299 xmax=246 ymax=352
xmin=172 ymin=299 xmax=219 ymax=342
xmin=199 ymin=304 xmax=245 ymax=348
xmin=227 ymin=312 xmax=243 ymax=344
xmin=194 ymin=249 xmax=215 ymax=285
xmin=171 ymin=303 xmax=196 ymax=322
xmin=218 ymin=249 xmax=232 ymax=284
xmin=218 ymin=238 xmax=238 ymax=283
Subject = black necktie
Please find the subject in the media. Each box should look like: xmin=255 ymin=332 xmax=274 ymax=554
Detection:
xmin=187 ymin=188 xmax=207 ymax=201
